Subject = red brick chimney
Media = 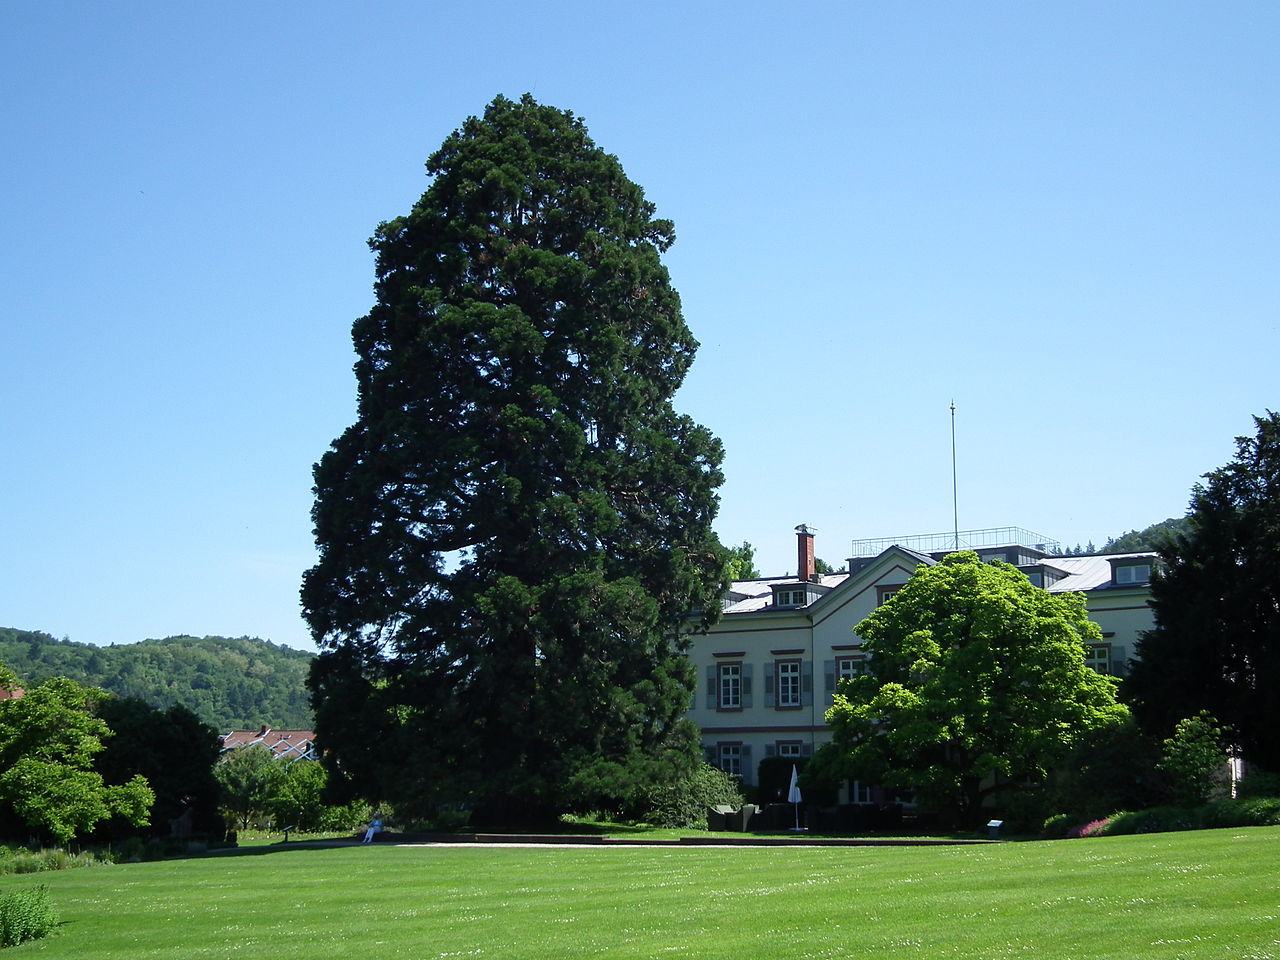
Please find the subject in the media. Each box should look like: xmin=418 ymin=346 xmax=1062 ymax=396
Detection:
xmin=796 ymin=524 xmax=816 ymax=582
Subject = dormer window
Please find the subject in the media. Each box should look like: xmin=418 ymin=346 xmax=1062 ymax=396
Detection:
xmin=776 ymin=588 xmax=809 ymax=608
xmin=1112 ymin=562 xmax=1152 ymax=585
xmin=1020 ymin=563 xmax=1068 ymax=589
xmin=769 ymin=579 xmax=833 ymax=610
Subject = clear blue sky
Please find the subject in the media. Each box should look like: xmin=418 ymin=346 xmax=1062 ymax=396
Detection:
xmin=3 ymin=2 xmax=1277 ymax=651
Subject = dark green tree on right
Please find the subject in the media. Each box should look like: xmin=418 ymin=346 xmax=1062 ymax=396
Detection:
xmin=1130 ymin=412 xmax=1280 ymax=772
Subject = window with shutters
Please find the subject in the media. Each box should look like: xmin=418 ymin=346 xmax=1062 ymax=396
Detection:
xmin=717 ymin=742 xmax=742 ymax=777
xmin=776 ymin=660 xmax=801 ymax=708
xmin=718 ymin=663 xmax=741 ymax=710
xmin=1084 ymin=643 xmax=1111 ymax=674
xmin=837 ymin=656 xmax=869 ymax=682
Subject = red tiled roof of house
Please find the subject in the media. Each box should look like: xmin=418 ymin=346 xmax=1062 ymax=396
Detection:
xmin=220 ymin=726 xmax=317 ymax=760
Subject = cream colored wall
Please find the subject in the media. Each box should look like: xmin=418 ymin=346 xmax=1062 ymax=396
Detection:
xmin=690 ymin=552 xmax=928 ymax=784
xmin=1083 ymin=587 xmax=1154 ymax=672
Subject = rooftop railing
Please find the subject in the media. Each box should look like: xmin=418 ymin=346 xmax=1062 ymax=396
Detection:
xmin=850 ymin=526 xmax=1061 ymax=558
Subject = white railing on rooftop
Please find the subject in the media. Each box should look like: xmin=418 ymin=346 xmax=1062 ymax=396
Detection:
xmin=850 ymin=526 xmax=1061 ymax=558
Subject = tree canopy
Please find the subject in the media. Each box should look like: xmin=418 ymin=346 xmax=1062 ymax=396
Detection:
xmin=1101 ymin=517 xmax=1191 ymax=554
xmin=302 ymin=95 xmax=726 ymax=823
xmin=819 ymin=552 xmax=1127 ymax=823
xmin=0 ymin=671 xmax=153 ymax=843
xmin=724 ymin=542 xmax=760 ymax=580
xmin=92 ymin=697 xmax=223 ymax=840
xmin=1130 ymin=412 xmax=1280 ymax=771
xmin=0 ymin=629 xmax=314 ymax=730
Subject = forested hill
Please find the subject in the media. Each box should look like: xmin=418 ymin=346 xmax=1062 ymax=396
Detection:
xmin=0 ymin=628 xmax=314 ymax=731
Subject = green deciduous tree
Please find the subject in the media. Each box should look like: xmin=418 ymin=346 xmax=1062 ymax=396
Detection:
xmin=725 ymin=542 xmax=760 ymax=580
xmin=1101 ymin=517 xmax=1190 ymax=554
xmin=92 ymin=697 xmax=223 ymax=840
xmin=301 ymin=95 xmax=726 ymax=824
xmin=821 ymin=552 xmax=1128 ymax=824
xmin=267 ymin=760 xmax=329 ymax=832
xmin=1158 ymin=712 xmax=1229 ymax=807
xmin=0 ymin=629 xmax=314 ymax=730
xmin=1130 ymin=412 xmax=1280 ymax=772
xmin=0 ymin=674 xmax=153 ymax=844
xmin=214 ymin=745 xmax=284 ymax=830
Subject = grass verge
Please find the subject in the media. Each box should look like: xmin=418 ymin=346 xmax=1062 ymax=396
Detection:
xmin=3 ymin=826 xmax=1277 ymax=959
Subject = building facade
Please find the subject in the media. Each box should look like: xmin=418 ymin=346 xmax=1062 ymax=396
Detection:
xmin=689 ymin=526 xmax=1155 ymax=790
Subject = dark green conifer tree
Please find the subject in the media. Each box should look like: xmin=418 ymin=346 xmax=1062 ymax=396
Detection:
xmin=1130 ymin=412 xmax=1280 ymax=772
xmin=301 ymin=95 xmax=726 ymax=823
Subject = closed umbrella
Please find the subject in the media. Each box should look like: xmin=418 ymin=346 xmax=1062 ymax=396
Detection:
xmin=788 ymin=764 xmax=803 ymax=831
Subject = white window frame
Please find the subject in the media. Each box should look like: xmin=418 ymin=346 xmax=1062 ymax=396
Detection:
xmin=717 ymin=742 xmax=742 ymax=777
xmin=718 ymin=663 xmax=742 ymax=711
xmin=1115 ymin=564 xmax=1152 ymax=585
xmin=776 ymin=589 xmax=807 ymax=608
xmin=777 ymin=741 xmax=803 ymax=759
xmin=1084 ymin=643 xmax=1111 ymax=674
xmin=776 ymin=660 xmax=802 ymax=708
xmin=876 ymin=585 xmax=903 ymax=606
xmin=837 ymin=656 xmax=868 ymax=682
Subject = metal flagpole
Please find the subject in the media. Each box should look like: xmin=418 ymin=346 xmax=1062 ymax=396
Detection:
xmin=951 ymin=401 xmax=959 ymax=551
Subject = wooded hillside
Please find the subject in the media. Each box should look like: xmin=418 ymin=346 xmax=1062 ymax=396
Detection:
xmin=0 ymin=628 xmax=313 ymax=731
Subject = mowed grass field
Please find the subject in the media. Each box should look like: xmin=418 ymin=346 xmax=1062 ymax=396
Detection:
xmin=4 ymin=828 xmax=1278 ymax=959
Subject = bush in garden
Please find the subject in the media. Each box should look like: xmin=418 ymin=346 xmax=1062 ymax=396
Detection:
xmin=1098 ymin=807 xmax=1202 ymax=836
xmin=1235 ymin=769 xmax=1280 ymax=799
xmin=1067 ymin=818 xmax=1111 ymax=838
xmin=1158 ymin=712 xmax=1229 ymax=807
xmin=634 ymin=763 xmax=744 ymax=828
xmin=0 ymin=885 xmax=57 ymax=948
xmin=1040 ymin=813 xmax=1075 ymax=839
xmin=0 ymin=847 xmax=101 ymax=875
xmin=1198 ymin=797 xmax=1280 ymax=829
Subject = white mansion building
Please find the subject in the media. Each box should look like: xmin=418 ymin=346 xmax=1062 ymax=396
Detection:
xmin=687 ymin=525 xmax=1156 ymax=789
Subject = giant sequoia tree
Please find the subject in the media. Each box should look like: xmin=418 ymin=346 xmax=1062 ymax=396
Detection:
xmin=302 ymin=95 xmax=726 ymax=823
xmin=1130 ymin=412 xmax=1280 ymax=772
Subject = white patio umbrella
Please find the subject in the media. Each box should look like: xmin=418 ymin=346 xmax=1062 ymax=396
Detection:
xmin=788 ymin=764 xmax=803 ymax=831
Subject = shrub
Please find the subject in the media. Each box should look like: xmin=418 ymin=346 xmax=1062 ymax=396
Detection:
xmin=635 ymin=763 xmax=744 ymax=829
xmin=1092 ymin=797 xmax=1280 ymax=838
xmin=0 ymin=885 xmax=57 ymax=948
xmin=1067 ymin=818 xmax=1110 ymax=838
xmin=4 ymin=848 xmax=100 ymax=875
xmin=1199 ymin=796 xmax=1280 ymax=829
xmin=1098 ymin=807 xmax=1202 ymax=836
xmin=112 ymin=836 xmax=146 ymax=863
xmin=1049 ymin=719 xmax=1169 ymax=821
xmin=1159 ymin=713 xmax=1229 ymax=807
xmin=1236 ymin=769 xmax=1280 ymax=799
xmin=1041 ymin=813 xmax=1075 ymax=840
xmin=993 ymin=786 xmax=1054 ymax=836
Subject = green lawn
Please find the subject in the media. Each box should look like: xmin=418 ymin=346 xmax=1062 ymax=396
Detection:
xmin=4 ymin=828 xmax=1278 ymax=959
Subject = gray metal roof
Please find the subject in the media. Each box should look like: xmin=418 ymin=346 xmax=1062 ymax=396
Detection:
xmin=719 ymin=548 xmax=1156 ymax=614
